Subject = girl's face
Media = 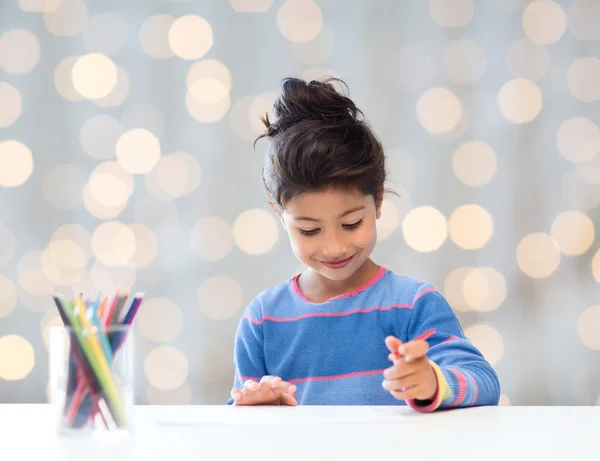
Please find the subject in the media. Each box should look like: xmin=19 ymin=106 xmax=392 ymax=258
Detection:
xmin=280 ymin=188 xmax=381 ymax=282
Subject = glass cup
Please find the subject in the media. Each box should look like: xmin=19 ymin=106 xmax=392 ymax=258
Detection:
xmin=49 ymin=325 xmax=134 ymax=435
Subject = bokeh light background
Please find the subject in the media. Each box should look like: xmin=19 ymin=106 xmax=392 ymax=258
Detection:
xmin=1 ymin=0 xmax=599 ymax=406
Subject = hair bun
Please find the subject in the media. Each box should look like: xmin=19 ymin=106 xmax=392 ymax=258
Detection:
xmin=260 ymin=77 xmax=363 ymax=139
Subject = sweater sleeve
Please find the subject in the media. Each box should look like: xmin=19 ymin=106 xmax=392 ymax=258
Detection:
xmin=404 ymin=285 xmax=501 ymax=412
xmin=226 ymin=301 xmax=267 ymax=405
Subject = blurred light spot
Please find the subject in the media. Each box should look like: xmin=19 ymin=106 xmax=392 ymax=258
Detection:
xmin=145 ymin=152 xmax=201 ymax=200
xmin=138 ymin=298 xmax=183 ymax=342
xmin=147 ymin=381 xmax=192 ymax=405
xmin=0 ymin=224 xmax=16 ymax=266
xmin=291 ymin=26 xmax=334 ymax=65
xmin=448 ymin=204 xmax=494 ymax=250
xmin=198 ymin=275 xmax=243 ymax=320
xmin=168 ymin=15 xmax=213 ymax=60
xmin=83 ymin=12 xmax=125 ymax=56
xmin=230 ymin=96 xmax=259 ymax=140
xmin=116 ymin=129 xmax=161 ymax=174
xmin=416 ymin=88 xmax=463 ymax=135
xmin=44 ymin=0 xmax=88 ymax=37
xmin=230 ymin=0 xmax=273 ymax=12
xmin=190 ymin=217 xmax=233 ymax=261
xmin=18 ymin=252 xmax=55 ymax=296
xmin=452 ymin=141 xmax=497 ymax=186
xmin=249 ymin=92 xmax=278 ymax=135
xmin=567 ymin=57 xmax=600 ymax=103
xmin=577 ymin=305 xmax=600 ymax=350
xmin=506 ymin=38 xmax=550 ymax=81
xmin=51 ymin=224 xmax=92 ymax=261
xmin=89 ymin=260 xmax=136 ymax=295
xmin=551 ymin=211 xmax=595 ymax=256
xmin=54 ymin=57 xmax=84 ymax=101
xmin=377 ymin=199 xmax=399 ymax=241
xmin=591 ymin=249 xmax=600 ymax=283
xmin=189 ymin=78 xmax=229 ymax=105
xmin=561 ymin=167 xmax=600 ymax=211
xmin=445 ymin=267 xmax=474 ymax=312
xmin=497 ymin=78 xmax=542 ymax=124
xmin=556 ymin=117 xmax=600 ymax=164
xmin=0 ymin=82 xmax=22 ymax=128
xmin=140 ymin=15 xmax=174 ymax=59
xmin=0 ymin=140 xmax=34 ymax=187
xmin=145 ymin=346 xmax=189 ymax=391
xmin=277 ymin=0 xmax=323 ymax=42
xmin=42 ymin=164 xmax=86 ymax=209
xmin=390 ymin=45 xmax=434 ymax=92
xmin=0 ymin=275 xmax=17 ymax=318
xmin=569 ymin=0 xmax=600 ymax=40
xmin=0 ymin=29 xmax=41 ymax=74
xmin=443 ymin=39 xmax=486 ymax=85
xmin=129 ymin=224 xmax=158 ymax=268
xmin=121 ymin=103 xmax=165 ymax=137
xmin=71 ymin=53 xmax=117 ymax=100
xmin=464 ymin=324 xmax=504 ymax=366
xmin=233 ymin=209 xmax=279 ymax=255
xmin=19 ymin=0 xmax=61 ymax=12
xmin=194 ymin=337 xmax=234 ymax=382
xmin=302 ymin=66 xmax=339 ymax=82
xmin=18 ymin=290 xmax=54 ymax=313
xmin=522 ymin=0 xmax=566 ymax=45
xmin=402 ymin=206 xmax=448 ymax=252
xmin=0 ymin=335 xmax=35 ymax=380
xmin=187 ymin=59 xmax=231 ymax=92
xmin=80 ymin=115 xmax=122 ymax=160
xmin=430 ymin=111 xmax=469 ymax=144
xmin=87 ymin=161 xmax=133 ymax=208
xmin=578 ymin=163 xmax=600 ymax=185
xmin=428 ymin=0 xmax=474 ymax=28
xmin=83 ymin=184 xmax=127 ymax=219
xmin=41 ymin=312 xmax=63 ymax=349
xmin=463 ymin=267 xmax=506 ymax=312
xmin=91 ymin=221 xmax=136 ymax=267
xmin=499 ymin=394 xmax=511 ymax=406
xmin=517 ymin=232 xmax=561 ymax=278
xmin=186 ymin=92 xmax=231 ymax=123
xmin=92 ymin=66 xmax=129 ymax=108
xmin=41 ymin=239 xmax=87 ymax=285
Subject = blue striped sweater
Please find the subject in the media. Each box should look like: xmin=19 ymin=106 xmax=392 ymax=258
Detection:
xmin=229 ymin=267 xmax=500 ymax=411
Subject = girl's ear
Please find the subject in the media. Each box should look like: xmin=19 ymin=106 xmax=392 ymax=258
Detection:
xmin=269 ymin=202 xmax=287 ymax=230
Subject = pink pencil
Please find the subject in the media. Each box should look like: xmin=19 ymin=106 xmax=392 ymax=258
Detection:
xmin=394 ymin=328 xmax=436 ymax=359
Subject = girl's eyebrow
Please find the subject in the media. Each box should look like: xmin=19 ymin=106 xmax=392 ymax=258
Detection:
xmin=293 ymin=206 xmax=365 ymax=222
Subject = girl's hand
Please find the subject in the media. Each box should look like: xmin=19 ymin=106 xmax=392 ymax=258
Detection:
xmin=381 ymin=336 xmax=438 ymax=402
xmin=231 ymin=375 xmax=297 ymax=406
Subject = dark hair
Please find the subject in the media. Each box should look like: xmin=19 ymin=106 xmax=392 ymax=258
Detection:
xmin=255 ymin=77 xmax=387 ymax=211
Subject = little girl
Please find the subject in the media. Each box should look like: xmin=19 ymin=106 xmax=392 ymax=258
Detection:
xmin=228 ymin=78 xmax=500 ymax=411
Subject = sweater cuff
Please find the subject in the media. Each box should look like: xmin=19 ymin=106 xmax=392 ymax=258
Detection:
xmin=406 ymin=360 xmax=451 ymax=413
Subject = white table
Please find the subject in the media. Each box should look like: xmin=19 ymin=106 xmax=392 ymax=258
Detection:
xmin=1 ymin=405 xmax=598 ymax=460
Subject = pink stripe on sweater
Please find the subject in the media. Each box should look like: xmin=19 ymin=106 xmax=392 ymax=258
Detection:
xmin=463 ymin=370 xmax=479 ymax=406
xmin=442 ymin=335 xmax=458 ymax=344
xmin=448 ymin=368 xmax=468 ymax=407
xmin=262 ymin=303 xmax=413 ymax=323
xmin=243 ymin=314 xmax=263 ymax=325
xmin=414 ymin=287 xmax=436 ymax=303
xmin=235 ymin=376 xmax=261 ymax=382
xmin=291 ymin=266 xmax=387 ymax=303
xmin=288 ymin=368 xmax=385 ymax=384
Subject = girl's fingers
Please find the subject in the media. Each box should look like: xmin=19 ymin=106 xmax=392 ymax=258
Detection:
xmin=244 ymin=379 xmax=259 ymax=391
xmin=280 ymin=392 xmax=298 ymax=406
xmin=382 ymin=371 xmax=422 ymax=392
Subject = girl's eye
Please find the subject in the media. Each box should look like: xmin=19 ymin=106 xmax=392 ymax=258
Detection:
xmin=299 ymin=228 xmax=320 ymax=236
xmin=343 ymin=219 xmax=363 ymax=230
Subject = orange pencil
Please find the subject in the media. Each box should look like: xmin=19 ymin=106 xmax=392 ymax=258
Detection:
xmin=394 ymin=328 xmax=436 ymax=359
